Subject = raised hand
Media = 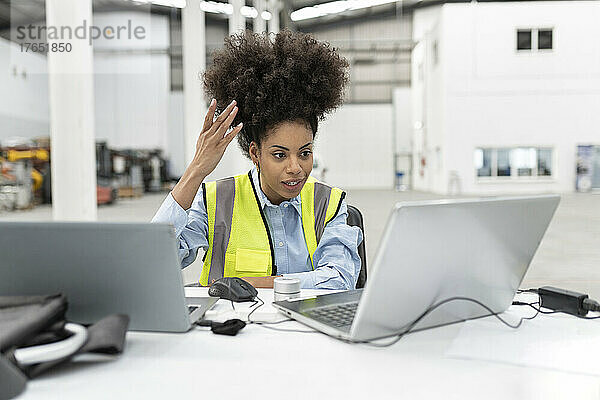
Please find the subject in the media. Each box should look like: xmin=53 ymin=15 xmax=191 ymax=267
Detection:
xmin=193 ymin=98 xmax=243 ymax=178
xmin=171 ymin=99 xmax=243 ymax=210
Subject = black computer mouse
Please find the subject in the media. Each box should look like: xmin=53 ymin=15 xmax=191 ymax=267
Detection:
xmin=208 ymin=277 xmax=258 ymax=302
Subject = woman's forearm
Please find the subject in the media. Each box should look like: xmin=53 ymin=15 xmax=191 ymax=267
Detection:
xmin=171 ymin=167 xmax=206 ymax=211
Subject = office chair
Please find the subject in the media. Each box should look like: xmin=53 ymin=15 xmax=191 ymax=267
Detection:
xmin=346 ymin=205 xmax=367 ymax=289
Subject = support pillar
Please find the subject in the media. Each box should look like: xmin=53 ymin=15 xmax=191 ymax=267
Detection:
xmin=182 ymin=0 xmax=206 ymax=167
xmin=268 ymin=0 xmax=281 ymax=34
xmin=229 ymin=0 xmax=245 ymax=35
xmin=45 ymin=0 xmax=97 ymax=221
xmin=253 ymin=0 xmax=267 ymax=33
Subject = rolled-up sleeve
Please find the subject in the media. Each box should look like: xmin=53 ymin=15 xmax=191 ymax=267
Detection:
xmin=151 ymin=190 xmax=209 ymax=268
xmin=285 ymin=201 xmax=363 ymax=290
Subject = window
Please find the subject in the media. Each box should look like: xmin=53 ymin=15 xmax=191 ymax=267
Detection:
xmin=511 ymin=147 xmax=536 ymax=176
xmin=474 ymin=148 xmax=491 ymax=177
xmin=516 ymin=28 xmax=553 ymax=51
xmin=538 ymin=29 xmax=553 ymax=50
xmin=474 ymin=147 xmax=553 ymax=180
xmin=517 ymin=29 xmax=532 ymax=50
xmin=497 ymin=149 xmax=511 ymax=176
xmin=537 ymin=148 xmax=553 ymax=176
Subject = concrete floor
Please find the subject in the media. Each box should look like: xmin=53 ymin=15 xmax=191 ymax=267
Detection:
xmin=1 ymin=190 xmax=599 ymax=296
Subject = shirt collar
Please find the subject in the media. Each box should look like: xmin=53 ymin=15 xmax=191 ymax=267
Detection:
xmin=250 ymin=166 xmax=302 ymax=214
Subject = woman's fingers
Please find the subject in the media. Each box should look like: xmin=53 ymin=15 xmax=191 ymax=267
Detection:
xmin=219 ymin=122 xmax=243 ymax=148
xmin=201 ymin=98 xmax=217 ymax=133
xmin=208 ymin=100 xmax=237 ymax=136
xmin=214 ymin=106 xmax=239 ymax=139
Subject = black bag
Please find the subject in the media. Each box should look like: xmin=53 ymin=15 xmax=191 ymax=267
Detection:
xmin=0 ymin=294 xmax=129 ymax=400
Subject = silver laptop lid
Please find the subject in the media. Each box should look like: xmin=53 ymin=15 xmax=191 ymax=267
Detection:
xmin=350 ymin=195 xmax=560 ymax=341
xmin=0 ymin=222 xmax=192 ymax=332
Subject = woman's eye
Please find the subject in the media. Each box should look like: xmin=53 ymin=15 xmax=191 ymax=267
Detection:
xmin=301 ymin=151 xmax=312 ymax=157
xmin=273 ymin=153 xmax=285 ymax=159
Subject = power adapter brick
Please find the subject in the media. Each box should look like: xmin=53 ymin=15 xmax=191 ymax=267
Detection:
xmin=538 ymin=286 xmax=600 ymax=317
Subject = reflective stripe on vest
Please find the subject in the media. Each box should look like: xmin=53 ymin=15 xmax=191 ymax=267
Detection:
xmin=199 ymin=171 xmax=344 ymax=286
xmin=300 ymin=177 xmax=345 ymax=269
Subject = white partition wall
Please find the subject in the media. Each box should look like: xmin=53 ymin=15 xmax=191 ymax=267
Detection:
xmin=94 ymin=12 xmax=170 ymax=152
xmin=0 ymin=38 xmax=49 ymax=141
xmin=413 ymin=1 xmax=600 ymax=195
xmin=168 ymin=91 xmax=185 ymax=177
xmin=316 ymin=104 xmax=394 ymax=190
xmin=393 ymin=87 xmax=413 ymax=188
xmin=411 ymin=5 xmax=445 ymax=193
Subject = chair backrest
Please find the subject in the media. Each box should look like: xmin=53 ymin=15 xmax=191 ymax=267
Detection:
xmin=346 ymin=205 xmax=367 ymax=289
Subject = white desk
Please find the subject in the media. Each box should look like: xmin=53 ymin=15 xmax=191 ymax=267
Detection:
xmin=20 ymin=289 xmax=600 ymax=399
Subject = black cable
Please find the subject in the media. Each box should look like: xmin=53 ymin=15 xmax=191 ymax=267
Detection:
xmin=232 ymin=298 xmax=259 ymax=315
xmin=250 ymin=296 xmax=544 ymax=344
xmin=201 ymin=296 xmax=538 ymax=340
xmin=246 ymin=297 xmax=310 ymax=326
xmin=513 ymin=301 xmax=560 ymax=315
xmin=510 ymin=302 xmax=543 ymax=320
xmin=206 ymin=287 xmax=600 ymax=343
xmin=582 ymin=298 xmax=600 ymax=313
xmin=519 ymin=300 xmax=600 ymax=320
xmin=512 ymin=290 xmax=600 ymax=319
xmin=247 ymin=297 xmax=264 ymax=322
xmin=575 ymin=315 xmax=600 ymax=320
xmin=356 ymin=296 xmax=541 ymax=348
xmin=246 ymin=296 xmax=314 ymax=331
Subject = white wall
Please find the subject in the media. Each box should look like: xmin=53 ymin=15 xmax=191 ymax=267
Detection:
xmin=194 ymin=103 xmax=396 ymax=189
xmin=168 ymin=100 xmax=396 ymax=187
xmin=411 ymin=6 xmax=445 ymax=192
xmin=1 ymin=12 xmax=172 ymax=154
xmin=392 ymin=87 xmax=412 ymax=184
xmin=167 ymin=91 xmax=185 ymax=177
xmin=414 ymin=1 xmax=600 ymax=194
xmin=316 ymin=104 xmax=394 ymax=189
xmin=0 ymin=37 xmax=49 ymax=142
xmin=94 ymin=12 xmax=170 ymax=154
xmin=392 ymin=87 xmax=412 ymax=153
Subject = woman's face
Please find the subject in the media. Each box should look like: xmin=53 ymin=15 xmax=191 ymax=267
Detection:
xmin=249 ymin=120 xmax=313 ymax=205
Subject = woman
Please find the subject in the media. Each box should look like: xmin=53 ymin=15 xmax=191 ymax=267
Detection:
xmin=153 ymin=30 xmax=362 ymax=289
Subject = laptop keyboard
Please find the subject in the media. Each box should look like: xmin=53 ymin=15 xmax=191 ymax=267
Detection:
xmin=305 ymin=302 xmax=359 ymax=328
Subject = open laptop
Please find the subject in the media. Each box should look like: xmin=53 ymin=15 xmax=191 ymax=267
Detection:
xmin=0 ymin=222 xmax=216 ymax=332
xmin=273 ymin=195 xmax=561 ymax=342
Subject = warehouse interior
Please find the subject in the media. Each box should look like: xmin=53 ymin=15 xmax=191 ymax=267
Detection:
xmin=0 ymin=0 xmax=599 ymax=293
xmin=2 ymin=1 xmax=600 ymax=398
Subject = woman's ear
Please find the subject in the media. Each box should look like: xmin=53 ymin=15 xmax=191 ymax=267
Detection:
xmin=249 ymin=142 xmax=260 ymax=167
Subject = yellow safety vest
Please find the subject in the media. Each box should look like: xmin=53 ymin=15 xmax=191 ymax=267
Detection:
xmin=199 ymin=171 xmax=345 ymax=286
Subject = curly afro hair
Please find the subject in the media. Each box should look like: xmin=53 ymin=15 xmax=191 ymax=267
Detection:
xmin=203 ymin=30 xmax=349 ymax=159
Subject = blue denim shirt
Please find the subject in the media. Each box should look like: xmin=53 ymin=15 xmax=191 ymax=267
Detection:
xmin=152 ymin=167 xmax=363 ymax=289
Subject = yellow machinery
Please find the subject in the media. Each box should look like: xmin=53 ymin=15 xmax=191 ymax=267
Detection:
xmin=5 ymin=149 xmax=49 ymax=191
xmin=0 ymin=148 xmax=50 ymax=209
xmin=6 ymin=149 xmax=49 ymax=162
